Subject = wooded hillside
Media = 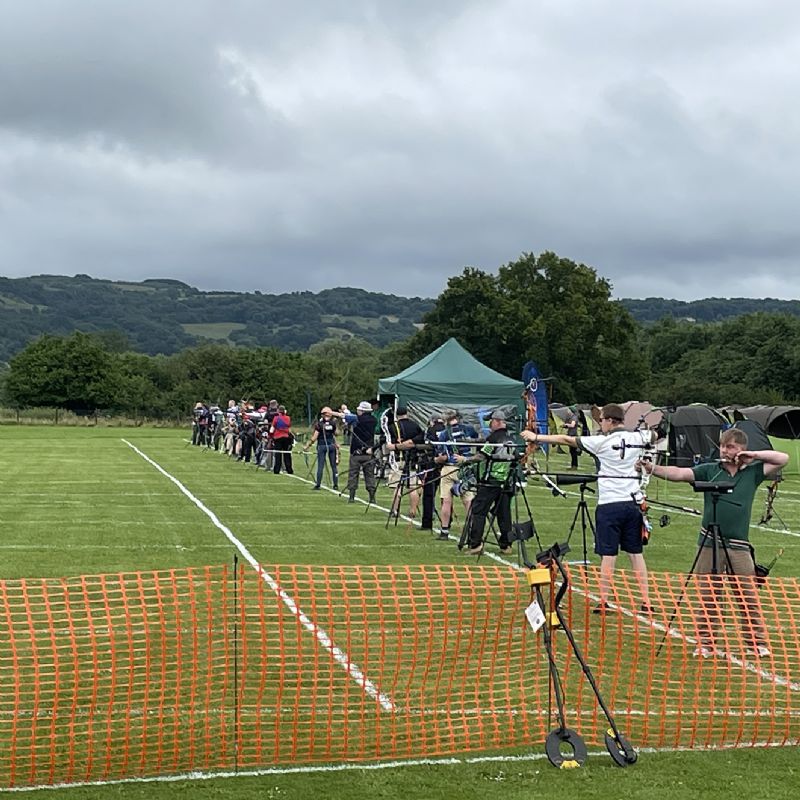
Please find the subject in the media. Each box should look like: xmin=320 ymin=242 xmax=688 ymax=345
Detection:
xmin=0 ymin=275 xmax=434 ymax=363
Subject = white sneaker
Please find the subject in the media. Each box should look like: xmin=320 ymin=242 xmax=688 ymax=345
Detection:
xmin=692 ymin=646 xmax=713 ymax=659
xmin=753 ymin=645 xmax=772 ymax=658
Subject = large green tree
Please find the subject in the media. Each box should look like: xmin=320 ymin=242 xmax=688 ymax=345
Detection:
xmin=3 ymin=332 xmax=122 ymax=411
xmin=398 ymin=252 xmax=647 ymax=403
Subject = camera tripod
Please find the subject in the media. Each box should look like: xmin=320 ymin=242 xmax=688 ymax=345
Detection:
xmin=528 ymin=542 xmax=638 ymax=768
xmin=655 ymin=481 xmax=740 ymax=656
xmin=554 ymin=473 xmax=598 ymax=566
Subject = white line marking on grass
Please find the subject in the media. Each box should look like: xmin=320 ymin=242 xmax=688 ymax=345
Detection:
xmin=6 ymin=742 xmax=797 ymax=792
xmin=121 ymin=439 xmax=396 ymax=713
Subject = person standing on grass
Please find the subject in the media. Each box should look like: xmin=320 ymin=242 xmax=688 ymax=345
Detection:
xmin=521 ymin=403 xmax=656 ymax=614
xmin=332 ymin=401 xmax=378 ymax=503
xmin=419 ymin=414 xmax=445 ymax=531
xmin=385 ymin=406 xmax=426 ymax=519
xmin=434 ymin=410 xmax=480 ymax=541
xmin=641 ymin=427 xmax=787 ymax=658
xmin=453 ymin=410 xmax=520 ymax=555
xmin=565 ymin=413 xmax=580 ymax=470
xmin=305 ymin=407 xmax=340 ymax=490
xmin=270 ymin=405 xmax=294 ymax=475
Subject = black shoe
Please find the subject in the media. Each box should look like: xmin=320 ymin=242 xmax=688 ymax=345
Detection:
xmin=592 ymin=602 xmax=611 ymax=615
xmin=436 ymin=530 xmax=450 ymax=540
xmin=419 ymin=525 xmax=433 ymax=531
xmin=333 ymin=485 xmax=339 ymax=491
xmin=312 ymin=485 xmax=321 ymax=491
xmin=640 ymin=603 xmax=654 ymax=614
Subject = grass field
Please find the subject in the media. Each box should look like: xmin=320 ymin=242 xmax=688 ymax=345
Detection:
xmin=0 ymin=427 xmax=799 ymax=797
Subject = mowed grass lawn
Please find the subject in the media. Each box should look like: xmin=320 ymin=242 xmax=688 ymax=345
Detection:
xmin=0 ymin=426 xmax=799 ymax=799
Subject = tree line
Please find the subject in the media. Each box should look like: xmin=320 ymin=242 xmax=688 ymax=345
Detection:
xmin=2 ymin=253 xmax=799 ymax=417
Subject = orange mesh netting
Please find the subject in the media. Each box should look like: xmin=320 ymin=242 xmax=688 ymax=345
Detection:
xmin=0 ymin=563 xmax=798 ymax=787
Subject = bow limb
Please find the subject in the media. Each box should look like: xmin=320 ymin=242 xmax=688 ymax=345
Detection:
xmin=522 ymin=378 xmax=540 ymax=469
xmin=380 ymin=408 xmax=398 ymax=473
xmin=758 ymin=480 xmax=778 ymax=525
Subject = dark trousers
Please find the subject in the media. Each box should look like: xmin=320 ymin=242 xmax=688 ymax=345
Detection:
xmin=569 ymin=446 xmax=579 ymax=469
xmin=347 ymin=453 xmax=376 ymax=494
xmin=273 ymin=439 xmax=293 ymax=474
xmin=196 ymin=425 xmax=210 ymax=446
xmin=316 ymin=445 xmax=338 ymax=487
xmin=421 ymin=466 xmax=441 ymax=529
xmin=467 ymin=482 xmax=512 ymax=548
xmin=239 ymin=433 xmax=256 ymax=462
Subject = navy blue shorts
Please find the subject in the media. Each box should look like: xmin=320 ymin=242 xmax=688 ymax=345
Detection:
xmin=595 ymin=501 xmax=643 ymax=556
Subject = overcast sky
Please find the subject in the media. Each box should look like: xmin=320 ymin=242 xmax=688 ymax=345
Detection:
xmin=1 ymin=1 xmax=799 ymax=301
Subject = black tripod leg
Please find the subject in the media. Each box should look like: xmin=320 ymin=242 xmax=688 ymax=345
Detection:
xmin=512 ymin=482 xmax=543 ymax=553
xmin=532 ymin=581 xmax=588 ymax=769
xmin=457 ymin=503 xmax=473 ymax=550
xmin=476 ymin=507 xmax=500 ymax=559
xmin=655 ymin=535 xmax=709 ymax=657
xmin=547 ymin=561 xmax=637 ymax=767
xmin=551 ymin=601 xmax=636 ymax=765
xmin=580 ymin=501 xmax=596 ymax=567
xmin=565 ymin=502 xmax=582 ymax=551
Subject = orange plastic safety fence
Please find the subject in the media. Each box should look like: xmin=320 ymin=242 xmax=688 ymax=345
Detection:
xmin=0 ymin=563 xmax=798 ymax=787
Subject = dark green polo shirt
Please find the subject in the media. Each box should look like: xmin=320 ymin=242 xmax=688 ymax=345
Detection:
xmin=691 ymin=461 xmax=765 ymax=547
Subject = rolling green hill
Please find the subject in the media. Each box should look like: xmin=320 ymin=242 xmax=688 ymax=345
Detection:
xmin=0 ymin=275 xmax=435 ymax=363
xmin=1 ymin=273 xmax=796 ymax=366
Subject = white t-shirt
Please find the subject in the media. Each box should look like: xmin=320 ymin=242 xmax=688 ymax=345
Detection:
xmin=578 ymin=429 xmax=653 ymax=505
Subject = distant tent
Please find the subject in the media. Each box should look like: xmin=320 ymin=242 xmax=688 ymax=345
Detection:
xmin=377 ymin=338 xmax=525 ymax=430
xmin=662 ymin=404 xmax=727 ymax=466
xmin=620 ymin=401 xmax=663 ymax=432
xmin=735 ymin=406 xmax=800 ymax=439
xmin=550 ymin=403 xmax=592 ymax=436
xmin=732 ymin=418 xmax=774 ymax=454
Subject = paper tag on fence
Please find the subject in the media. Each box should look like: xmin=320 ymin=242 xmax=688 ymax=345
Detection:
xmin=525 ymin=599 xmax=546 ymax=633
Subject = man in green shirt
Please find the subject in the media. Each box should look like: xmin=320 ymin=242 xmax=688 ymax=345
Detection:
xmin=644 ymin=428 xmax=787 ymax=658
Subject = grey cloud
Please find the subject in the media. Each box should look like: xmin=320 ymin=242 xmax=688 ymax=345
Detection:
xmin=2 ymin=0 xmax=800 ymax=301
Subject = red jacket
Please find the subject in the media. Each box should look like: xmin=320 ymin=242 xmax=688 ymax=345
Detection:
xmin=271 ymin=413 xmax=292 ymax=439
